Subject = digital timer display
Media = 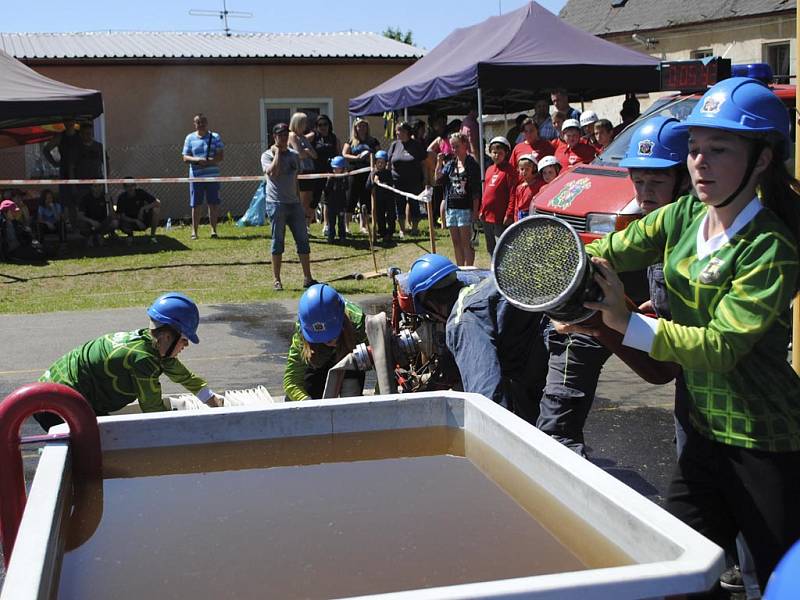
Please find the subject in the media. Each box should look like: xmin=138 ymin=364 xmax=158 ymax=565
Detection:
xmin=660 ymin=58 xmax=732 ymax=92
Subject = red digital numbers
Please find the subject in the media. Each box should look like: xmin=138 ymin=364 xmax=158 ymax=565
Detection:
xmin=662 ymin=60 xmax=719 ymax=91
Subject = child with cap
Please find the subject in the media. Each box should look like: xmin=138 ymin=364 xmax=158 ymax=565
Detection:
xmin=536 ymin=155 xmax=562 ymax=185
xmin=283 ymin=283 xmax=368 ymax=401
xmin=510 ymin=154 xmax=543 ymax=221
xmin=324 ymin=156 xmax=349 ymax=243
xmin=554 ymin=119 xmax=597 ymax=169
xmin=579 ymin=110 xmax=599 ymax=146
xmin=1 ymin=199 xmax=45 ymax=262
xmin=35 ymin=292 xmax=224 ymax=431
xmin=479 ymin=136 xmax=517 ymax=256
xmin=366 ymin=150 xmax=396 ymax=245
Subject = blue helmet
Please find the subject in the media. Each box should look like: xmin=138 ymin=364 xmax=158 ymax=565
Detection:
xmin=330 ymin=156 xmax=347 ymax=169
xmin=675 ymin=76 xmax=791 ymax=156
xmin=407 ymin=254 xmax=458 ymax=313
xmin=147 ymin=292 xmax=200 ymax=343
xmin=299 ymin=283 xmax=345 ymax=344
xmin=375 ymin=150 xmax=388 ymax=161
xmin=619 ymin=116 xmax=689 ymax=169
xmin=764 ymin=540 xmax=800 ymax=599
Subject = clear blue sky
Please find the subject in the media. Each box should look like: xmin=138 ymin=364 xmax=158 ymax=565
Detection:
xmin=3 ymin=0 xmax=568 ymax=50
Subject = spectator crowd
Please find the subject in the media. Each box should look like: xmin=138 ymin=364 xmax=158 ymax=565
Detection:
xmin=2 ymin=89 xmax=639 ymax=272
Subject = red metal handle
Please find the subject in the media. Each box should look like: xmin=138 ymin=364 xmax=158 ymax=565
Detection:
xmin=0 ymin=383 xmax=102 ymax=567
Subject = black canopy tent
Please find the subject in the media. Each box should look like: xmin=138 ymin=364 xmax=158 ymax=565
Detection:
xmin=349 ymin=1 xmax=661 ymax=117
xmin=0 ymin=48 xmax=103 ymax=146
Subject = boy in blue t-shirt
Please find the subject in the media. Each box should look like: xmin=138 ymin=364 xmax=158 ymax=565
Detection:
xmin=182 ymin=113 xmax=224 ymax=240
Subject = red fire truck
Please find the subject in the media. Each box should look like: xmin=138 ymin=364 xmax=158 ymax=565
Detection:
xmin=533 ymin=61 xmax=796 ymax=243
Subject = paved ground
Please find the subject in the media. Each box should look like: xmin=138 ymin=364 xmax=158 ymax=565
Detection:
xmin=0 ymin=296 xmax=685 ymax=590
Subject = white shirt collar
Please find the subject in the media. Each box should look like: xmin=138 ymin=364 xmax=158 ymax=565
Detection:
xmin=696 ymin=196 xmax=762 ymax=260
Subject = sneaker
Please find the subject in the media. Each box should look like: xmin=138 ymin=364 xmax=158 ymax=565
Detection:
xmin=210 ymin=231 xmax=218 ymax=239
xmin=409 ymin=228 xmax=420 ymax=236
xmin=719 ymin=566 xmax=745 ymax=593
xmin=190 ymin=232 xmax=198 ymax=240
xmin=398 ymin=229 xmax=405 ymax=239
xmin=273 ymin=280 xmax=283 ymax=291
xmin=303 ymin=278 xmax=319 ymax=289
xmin=322 ymin=226 xmax=329 ymax=237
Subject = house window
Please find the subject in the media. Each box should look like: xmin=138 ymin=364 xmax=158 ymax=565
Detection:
xmin=763 ymin=42 xmax=790 ymax=84
xmin=260 ymin=98 xmax=333 ymax=149
xmin=691 ymin=49 xmax=713 ymax=59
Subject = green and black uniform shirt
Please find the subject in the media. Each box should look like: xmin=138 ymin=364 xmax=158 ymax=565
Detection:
xmin=586 ymin=194 xmax=800 ymax=452
xmin=283 ymin=301 xmax=367 ymax=402
xmin=40 ymin=329 xmax=208 ymax=414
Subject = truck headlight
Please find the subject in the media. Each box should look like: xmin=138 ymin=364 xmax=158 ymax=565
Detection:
xmin=586 ymin=213 xmax=640 ymax=234
xmin=586 ymin=213 xmax=618 ymax=234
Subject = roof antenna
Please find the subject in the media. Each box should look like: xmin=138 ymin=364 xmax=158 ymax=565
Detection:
xmin=189 ymin=0 xmax=253 ymax=37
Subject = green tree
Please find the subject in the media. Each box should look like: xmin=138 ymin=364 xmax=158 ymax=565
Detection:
xmin=382 ymin=27 xmax=414 ymax=46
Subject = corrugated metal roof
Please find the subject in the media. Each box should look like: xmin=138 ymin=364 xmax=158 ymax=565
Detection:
xmin=559 ymin=0 xmax=795 ymax=36
xmin=0 ymin=31 xmax=424 ymax=60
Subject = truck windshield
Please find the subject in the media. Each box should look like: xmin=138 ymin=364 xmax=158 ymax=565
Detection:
xmin=593 ymin=95 xmax=700 ymax=166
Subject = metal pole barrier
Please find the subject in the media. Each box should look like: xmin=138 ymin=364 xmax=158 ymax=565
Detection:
xmin=367 ymin=153 xmax=378 ymax=273
xmin=426 ymin=188 xmax=437 ymax=254
xmin=0 ymin=383 xmax=102 ymax=566
xmin=99 ymin=109 xmax=109 ymax=196
xmin=477 ymin=87 xmax=486 ymax=194
xmin=794 ymin=3 xmax=800 ymax=374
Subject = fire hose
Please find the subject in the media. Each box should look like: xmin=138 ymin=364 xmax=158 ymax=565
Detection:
xmin=322 ymin=313 xmax=422 ymax=398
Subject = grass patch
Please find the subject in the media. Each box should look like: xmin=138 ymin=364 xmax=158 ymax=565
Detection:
xmin=0 ymin=221 xmax=491 ymax=314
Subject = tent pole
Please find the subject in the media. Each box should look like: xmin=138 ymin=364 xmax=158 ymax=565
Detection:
xmin=403 ymin=108 xmax=408 ymax=122
xmin=794 ymin=0 xmax=800 ymax=374
xmin=477 ymin=87 xmax=486 ymax=192
xmin=99 ymin=108 xmax=108 ymax=194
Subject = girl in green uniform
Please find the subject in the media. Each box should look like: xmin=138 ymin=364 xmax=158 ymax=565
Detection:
xmin=583 ymin=77 xmax=800 ymax=593
xmin=283 ymin=283 xmax=367 ymax=401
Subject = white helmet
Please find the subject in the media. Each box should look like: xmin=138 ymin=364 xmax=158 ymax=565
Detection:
xmin=537 ymin=155 xmax=560 ymax=170
xmin=516 ymin=153 xmax=538 ymax=167
xmin=561 ymin=119 xmax=581 ymax=132
xmin=488 ymin=136 xmax=511 ymax=150
xmin=579 ymin=111 xmax=598 ymax=127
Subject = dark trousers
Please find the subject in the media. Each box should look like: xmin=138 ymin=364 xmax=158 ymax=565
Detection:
xmin=666 ymin=426 xmax=800 ymax=593
xmin=431 ymin=184 xmax=443 ymax=224
xmin=38 ymin=220 xmax=66 ymax=242
xmin=536 ymin=324 xmax=611 ymax=457
xmin=325 ymin=194 xmax=347 ymax=242
xmin=58 ymin=184 xmax=78 ymax=229
xmin=303 ymin=362 xmax=366 ymax=400
xmin=375 ymin=192 xmax=396 ymax=238
xmin=348 ymin=172 xmax=370 ymax=214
